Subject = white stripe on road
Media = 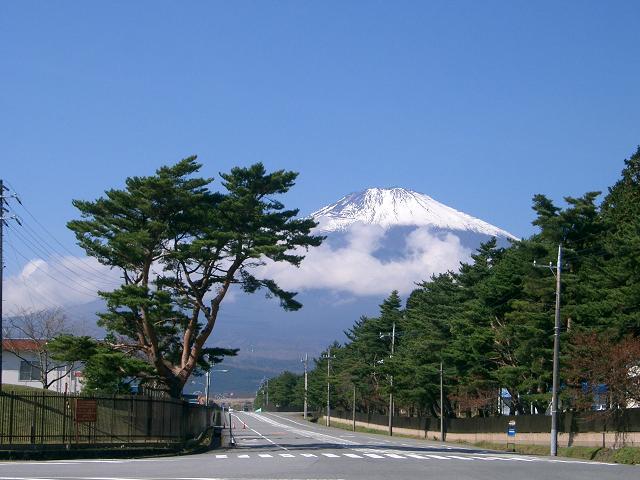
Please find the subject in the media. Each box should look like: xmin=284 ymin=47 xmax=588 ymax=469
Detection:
xmin=301 ymin=453 xmax=317 ymax=457
xmin=279 ymin=454 xmax=295 ymax=458
xmin=424 ymin=454 xmax=450 ymax=459
xmin=258 ymin=454 xmax=273 ymax=458
xmin=231 ymin=413 xmax=289 ymax=451
xmin=343 ymin=453 xmax=363 ymax=458
xmin=362 ymin=453 xmax=385 ymax=458
xmin=383 ymin=454 xmax=406 ymax=459
xmin=406 ymin=453 xmax=428 ymax=459
xmin=321 ymin=453 xmax=340 ymax=458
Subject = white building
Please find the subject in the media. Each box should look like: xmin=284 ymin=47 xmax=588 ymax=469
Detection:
xmin=1 ymin=339 xmax=82 ymax=393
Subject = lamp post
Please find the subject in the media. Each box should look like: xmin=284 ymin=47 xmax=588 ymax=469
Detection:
xmin=205 ymin=369 xmax=229 ymax=406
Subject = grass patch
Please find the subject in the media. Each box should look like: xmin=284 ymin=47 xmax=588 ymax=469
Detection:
xmin=461 ymin=440 xmax=640 ymax=465
xmin=1 ymin=384 xmax=61 ymax=395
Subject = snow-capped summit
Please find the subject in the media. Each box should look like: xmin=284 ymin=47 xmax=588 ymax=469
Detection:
xmin=312 ymin=187 xmax=516 ymax=239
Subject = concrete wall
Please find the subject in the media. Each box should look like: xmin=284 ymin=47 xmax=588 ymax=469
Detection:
xmin=322 ymin=415 xmax=640 ymax=448
xmin=1 ymin=351 xmax=82 ymax=393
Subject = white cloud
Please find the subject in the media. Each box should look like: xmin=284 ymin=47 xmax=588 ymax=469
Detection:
xmin=4 ymin=256 xmax=119 ymax=313
xmin=258 ymin=224 xmax=472 ymax=296
xmin=4 ymin=225 xmax=471 ymax=311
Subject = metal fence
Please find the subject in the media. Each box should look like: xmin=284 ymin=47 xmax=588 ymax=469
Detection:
xmin=0 ymin=390 xmax=220 ymax=448
xmin=332 ymin=408 xmax=640 ymax=434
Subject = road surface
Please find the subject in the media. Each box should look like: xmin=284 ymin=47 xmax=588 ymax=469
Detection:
xmin=0 ymin=411 xmax=636 ymax=480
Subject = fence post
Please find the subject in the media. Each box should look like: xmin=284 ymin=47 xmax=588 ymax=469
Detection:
xmin=7 ymin=392 xmax=14 ymax=444
xmin=62 ymin=391 xmax=67 ymax=445
xmin=40 ymin=391 xmax=46 ymax=444
xmin=30 ymin=394 xmax=37 ymax=445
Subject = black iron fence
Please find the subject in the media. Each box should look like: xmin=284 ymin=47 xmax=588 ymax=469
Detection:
xmin=0 ymin=390 xmax=220 ymax=448
xmin=331 ymin=408 xmax=640 ymax=434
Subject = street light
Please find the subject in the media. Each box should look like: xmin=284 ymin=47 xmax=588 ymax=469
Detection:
xmin=205 ymin=369 xmax=229 ymax=406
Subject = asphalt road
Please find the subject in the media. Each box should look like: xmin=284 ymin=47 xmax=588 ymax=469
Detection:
xmin=0 ymin=411 xmax=636 ymax=480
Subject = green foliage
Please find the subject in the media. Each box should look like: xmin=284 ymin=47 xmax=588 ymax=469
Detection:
xmin=59 ymin=157 xmax=322 ymax=396
xmin=256 ymin=146 xmax=640 ymax=419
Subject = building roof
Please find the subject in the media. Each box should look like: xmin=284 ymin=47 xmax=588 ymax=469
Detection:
xmin=2 ymin=339 xmax=46 ymax=351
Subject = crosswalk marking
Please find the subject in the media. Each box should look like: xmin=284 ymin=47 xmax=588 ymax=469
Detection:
xmin=384 ymin=453 xmax=406 ymax=459
xmin=196 ymin=450 xmax=621 ymax=468
xmin=406 ymin=453 xmax=428 ymax=459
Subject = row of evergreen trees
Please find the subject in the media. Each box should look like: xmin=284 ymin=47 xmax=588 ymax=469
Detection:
xmin=255 ymin=147 xmax=640 ymax=418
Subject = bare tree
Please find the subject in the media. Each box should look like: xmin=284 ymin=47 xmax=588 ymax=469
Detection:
xmin=4 ymin=308 xmax=75 ymax=389
xmin=564 ymin=332 xmax=640 ymax=413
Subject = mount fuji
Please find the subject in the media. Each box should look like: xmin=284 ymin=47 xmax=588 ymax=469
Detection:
xmin=313 ymin=187 xmax=515 ymax=239
xmin=207 ymin=187 xmax=516 ymax=394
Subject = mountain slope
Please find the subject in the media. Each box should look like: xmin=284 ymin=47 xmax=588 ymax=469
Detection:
xmin=312 ymin=187 xmax=517 ymax=239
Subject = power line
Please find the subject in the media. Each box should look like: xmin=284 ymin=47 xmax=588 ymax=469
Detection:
xmin=6 ymin=223 xmax=116 ymax=290
xmin=5 ymin=237 xmax=103 ymax=301
xmin=4 ymin=180 xmax=118 ymax=282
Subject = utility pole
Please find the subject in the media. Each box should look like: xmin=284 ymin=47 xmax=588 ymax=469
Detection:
xmin=352 ymin=384 xmax=356 ymax=432
xmin=322 ymin=347 xmax=336 ymax=427
xmin=380 ymin=321 xmax=396 ymax=436
xmin=534 ymin=243 xmax=563 ymax=457
xmin=550 ymin=244 xmax=563 ymax=457
xmin=440 ymin=361 xmax=444 ymax=441
xmin=0 ymin=180 xmax=21 ymax=392
xmin=0 ymin=179 xmax=4 ymax=391
xmin=389 ymin=321 xmax=395 ymax=436
xmin=205 ymin=370 xmax=210 ymax=406
xmin=301 ymin=353 xmax=308 ymax=420
xmin=266 ymin=379 xmax=269 ymax=408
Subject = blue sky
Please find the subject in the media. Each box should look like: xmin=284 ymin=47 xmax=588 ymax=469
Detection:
xmin=1 ymin=0 xmax=639 ymax=282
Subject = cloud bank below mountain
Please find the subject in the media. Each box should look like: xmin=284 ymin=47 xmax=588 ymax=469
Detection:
xmin=259 ymin=223 xmax=471 ymax=296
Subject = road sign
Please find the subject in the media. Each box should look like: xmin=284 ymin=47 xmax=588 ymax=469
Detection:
xmin=74 ymin=399 xmax=97 ymax=422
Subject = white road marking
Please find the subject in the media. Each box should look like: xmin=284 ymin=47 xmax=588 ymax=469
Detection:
xmin=321 ymin=453 xmax=340 ymax=458
xmin=363 ymin=453 xmax=385 ymax=458
xmin=258 ymin=454 xmax=273 ymax=458
xmin=301 ymin=453 xmax=317 ymax=457
xmin=343 ymin=453 xmax=363 ymax=458
xmin=425 ymin=454 xmax=450 ymax=459
xmin=215 ymin=455 xmax=228 ymax=459
xmin=237 ymin=454 xmax=250 ymax=458
xmin=446 ymin=455 xmax=472 ymax=461
xmin=247 ymin=413 xmax=358 ymax=446
xmin=383 ymin=453 xmax=406 ymax=459
xmin=406 ymin=453 xmax=428 ymax=459
xmin=230 ymin=413 xmax=289 ymax=451
xmin=279 ymin=454 xmax=295 ymax=458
